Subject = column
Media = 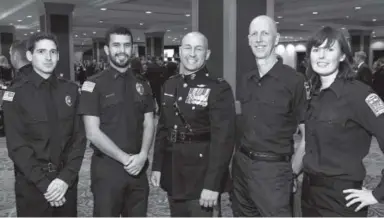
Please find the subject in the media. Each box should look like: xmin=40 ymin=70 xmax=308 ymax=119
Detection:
xmin=144 ymin=31 xmax=165 ymax=57
xmin=39 ymin=1 xmax=74 ymax=80
xmin=0 ymin=25 xmax=15 ymax=61
xmin=194 ymin=0 xmax=270 ymax=110
xmin=92 ymin=37 xmax=105 ymax=63
xmin=348 ymin=29 xmax=372 ymax=62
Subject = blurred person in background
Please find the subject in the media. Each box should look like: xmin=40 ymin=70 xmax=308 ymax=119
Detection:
xmin=372 ymin=57 xmax=384 ymax=100
xmin=354 ymin=51 xmax=372 ymax=87
xmin=9 ymin=40 xmax=31 ymax=83
xmin=0 ymin=55 xmax=13 ymax=82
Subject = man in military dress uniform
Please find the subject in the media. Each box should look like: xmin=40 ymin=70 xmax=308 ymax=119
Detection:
xmin=78 ymin=26 xmax=155 ymax=217
xmin=3 ymin=32 xmax=86 ymax=217
xmin=151 ymin=32 xmax=236 ymax=217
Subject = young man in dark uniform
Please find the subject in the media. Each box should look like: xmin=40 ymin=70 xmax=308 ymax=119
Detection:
xmin=232 ymin=15 xmax=307 ymax=217
xmin=151 ymin=32 xmax=236 ymax=217
xmin=3 ymin=32 xmax=86 ymax=217
xmin=78 ymin=26 xmax=155 ymax=217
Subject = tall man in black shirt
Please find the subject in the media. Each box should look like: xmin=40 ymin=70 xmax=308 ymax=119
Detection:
xmin=3 ymin=32 xmax=86 ymax=216
xmin=78 ymin=26 xmax=155 ymax=217
xmin=232 ymin=15 xmax=307 ymax=217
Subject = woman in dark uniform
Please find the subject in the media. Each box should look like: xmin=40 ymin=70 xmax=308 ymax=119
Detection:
xmin=301 ymin=26 xmax=384 ymax=217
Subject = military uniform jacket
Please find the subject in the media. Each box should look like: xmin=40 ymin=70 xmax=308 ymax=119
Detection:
xmin=152 ymin=67 xmax=236 ymax=200
xmin=3 ymin=71 xmax=86 ymax=194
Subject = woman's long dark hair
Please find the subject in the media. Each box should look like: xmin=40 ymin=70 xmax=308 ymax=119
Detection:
xmin=305 ymin=26 xmax=355 ymax=93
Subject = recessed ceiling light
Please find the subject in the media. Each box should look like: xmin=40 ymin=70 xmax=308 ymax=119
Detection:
xmin=355 ymin=6 xmax=361 ymax=10
xmin=93 ymin=31 xmax=96 ymax=34
xmin=140 ymin=22 xmax=144 ymax=25
xmin=373 ymin=31 xmax=376 ymax=34
xmin=9 ymin=23 xmax=13 ymax=25
xmin=17 ymin=20 xmax=22 ymax=22
xmin=30 ymin=32 xmax=34 ymax=34
xmin=184 ymin=27 xmax=187 ymax=30
xmin=24 ymin=33 xmax=27 ymax=36
xmin=276 ymin=21 xmax=279 ymax=24
xmin=341 ymin=27 xmax=345 ymax=29
xmin=322 ymin=25 xmax=325 ymax=28
xmin=312 ymin=12 xmax=318 ymax=15
xmin=137 ymin=37 xmax=140 ymax=40
xmin=185 ymin=14 xmax=191 ymax=17
xmin=75 ymin=34 xmax=78 ymax=37
xmin=300 ymin=37 xmax=303 ymax=39
xmin=27 ymin=15 xmax=32 ymax=18
xmin=99 ymin=20 xmax=103 ymax=23
xmin=83 ymin=33 xmax=86 ymax=36
xmin=167 ymin=29 xmax=171 ymax=32
xmin=168 ymin=36 xmax=171 ymax=38
xmin=346 ymin=15 xmax=350 ymax=18
xmin=100 ymin=8 xmax=107 ymax=11
xmin=373 ymin=18 xmax=377 ymax=22
xmin=37 ymin=30 xmax=40 ymax=32
xmin=300 ymin=23 xmax=304 ymax=26
xmin=277 ymin=16 xmax=283 ymax=19
xmin=373 ymin=35 xmax=376 ymax=38
xmin=145 ymin=11 xmax=152 ymax=14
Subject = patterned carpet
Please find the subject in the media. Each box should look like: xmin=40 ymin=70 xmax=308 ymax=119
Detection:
xmin=0 ymin=137 xmax=384 ymax=217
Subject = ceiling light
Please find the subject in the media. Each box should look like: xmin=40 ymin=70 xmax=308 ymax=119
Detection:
xmin=100 ymin=8 xmax=107 ymax=11
xmin=373 ymin=35 xmax=376 ymax=38
xmin=355 ymin=6 xmax=361 ymax=10
xmin=184 ymin=27 xmax=187 ymax=30
xmin=185 ymin=14 xmax=191 ymax=17
xmin=373 ymin=18 xmax=377 ymax=22
xmin=322 ymin=25 xmax=325 ymax=28
xmin=300 ymin=23 xmax=304 ymax=26
xmin=341 ymin=27 xmax=345 ymax=30
xmin=99 ymin=20 xmax=103 ymax=23
xmin=24 ymin=33 xmax=27 ymax=36
xmin=17 ymin=20 xmax=22 ymax=22
xmin=145 ymin=11 xmax=152 ymax=14
xmin=300 ymin=37 xmax=303 ymax=39
xmin=93 ymin=31 xmax=96 ymax=34
xmin=27 ymin=15 xmax=32 ymax=18
xmin=168 ymin=36 xmax=171 ymax=39
xmin=277 ymin=16 xmax=283 ymax=19
xmin=30 ymin=32 xmax=34 ymax=34
xmin=83 ymin=33 xmax=86 ymax=36
xmin=373 ymin=31 xmax=376 ymax=34
xmin=137 ymin=37 xmax=140 ymax=40
xmin=37 ymin=30 xmax=40 ymax=32
xmin=312 ymin=12 xmax=318 ymax=15
xmin=276 ymin=21 xmax=279 ymax=24
xmin=9 ymin=23 xmax=13 ymax=25
xmin=167 ymin=29 xmax=171 ymax=32
xmin=346 ymin=16 xmax=350 ymax=18
xmin=139 ymin=22 xmax=144 ymax=25
xmin=75 ymin=34 xmax=78 ymax=37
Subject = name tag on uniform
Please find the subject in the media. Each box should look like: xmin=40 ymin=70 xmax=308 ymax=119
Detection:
xmin=81 ymin=81 xmax=95 ymax=93
xmin=185 ymin=88 xmax=210 ymax=107
xmin=2 ymin=91 xmax=15 ymax=102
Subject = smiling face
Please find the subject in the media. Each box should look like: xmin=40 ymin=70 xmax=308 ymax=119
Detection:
xmin=104 ymin=34 xmax=132 ymax=69
xmin=179 ymin=32 xmax=211 ymax=74
xmin=310 ymin=39 xmax=346 ymax=77
xmin=248 ymin=16 xmax=279 ymax=60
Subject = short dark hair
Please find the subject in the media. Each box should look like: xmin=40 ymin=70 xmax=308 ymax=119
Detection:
xmin=105 ymin=26 xmax=133 ymax=45
xmin=10 ymin=40 xmax=29 ymax=62
xmin=27 ymin=32 xmax=59 ymax=52
xmin=305 ymin=26 xmax=354 ymax=93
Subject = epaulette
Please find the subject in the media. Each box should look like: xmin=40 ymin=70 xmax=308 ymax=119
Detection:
xmin=169 ymin=74 xmax=181 ymax=80
xmin=57 ymin=77 xmax=80 ymax=87
xmin=87 ymin=70 xmax=105 ymax=81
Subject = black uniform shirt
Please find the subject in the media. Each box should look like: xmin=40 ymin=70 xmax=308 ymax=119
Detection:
xmin=239 ymin=60 xmax=306 ymax=155
xmin=3 ymin=70 xmax=86 ymax=193
xmin=78 ymin=67 xmax=154 ymax=155
xmin=303 ymin=78 xmax=384 ymax=201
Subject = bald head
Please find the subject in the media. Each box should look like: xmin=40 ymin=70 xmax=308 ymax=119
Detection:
xmin=249 ymin=15 xmax=278 ymax=35
xmin=181 ymin=32 xmax=209 ymax=49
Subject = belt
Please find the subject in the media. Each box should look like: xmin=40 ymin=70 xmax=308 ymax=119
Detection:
xmin=41 ymin=162 xmax=63 ymax=173
xmin=168 ymin=131 xmax=210 ymax=143
xmin=306 ymin=173 xmax=362 ymax=189
xmin=239 ymin=146 xmax=291 ymax=162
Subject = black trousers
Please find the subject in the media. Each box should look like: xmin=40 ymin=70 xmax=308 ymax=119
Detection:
xmin=301 ymin=173 xmax=368 ymax=217
xmin=15 ymin=174 xmax=78 ymax=217
xmin=91 ymin=155 xmax=149 ymax=217
xmin=231 ymin=151 xmax=293 ymax=217
xmin=168 ymin=196 xmax=216 ymax=217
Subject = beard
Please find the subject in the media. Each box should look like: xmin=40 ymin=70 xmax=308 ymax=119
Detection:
xmin=109 ymin=52 xmax=130 ymax=68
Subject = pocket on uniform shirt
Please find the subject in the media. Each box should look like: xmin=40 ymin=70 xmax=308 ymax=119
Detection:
xmin=100 ymin=96 xmax=123 ymax=124
xmin=25 ymin=112 xmax=48 ymax=139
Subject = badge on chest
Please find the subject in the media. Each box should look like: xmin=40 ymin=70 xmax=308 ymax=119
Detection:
xmin=185 ymin=88 xmax=211 ymax=107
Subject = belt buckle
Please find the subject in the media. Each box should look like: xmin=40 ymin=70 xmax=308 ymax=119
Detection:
xmin=180 ymin=132 xmax=186 ymax=141
xmin=47 ymin=163 xmax=56 ymax=172
xmin=170 ymin=129 xmax=177 ymax=143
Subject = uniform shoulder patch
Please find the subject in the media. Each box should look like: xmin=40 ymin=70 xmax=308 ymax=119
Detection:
xmin=81 ymin=81 xmax=96 ymax=93
xmin=2 ymin=91 xmax=15 ymax=102
xmin=365 ymin=93 xmax=384 ymax=117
